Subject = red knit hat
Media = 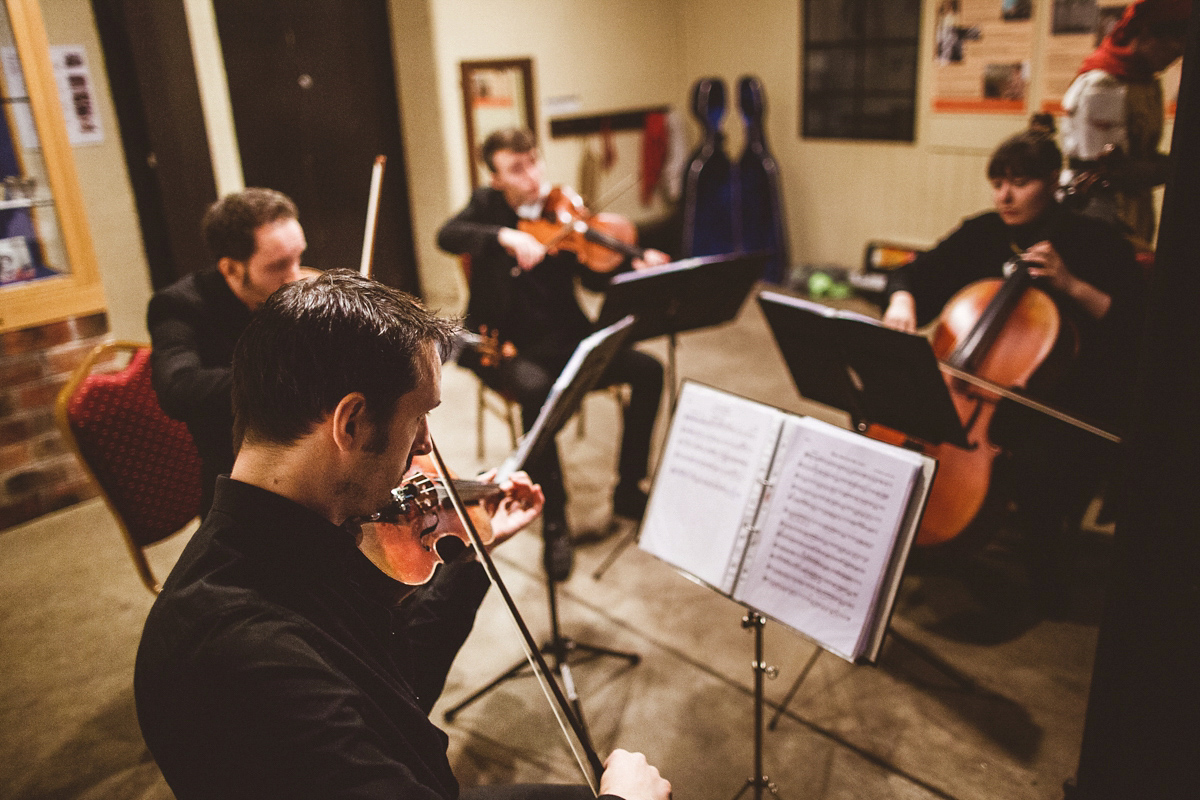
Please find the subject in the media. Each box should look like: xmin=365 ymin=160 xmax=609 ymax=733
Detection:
xmin=1079 ymin=0 xmax=1192 ymax=80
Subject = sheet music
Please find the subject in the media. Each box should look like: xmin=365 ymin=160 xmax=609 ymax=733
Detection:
xmin=638 ymin=383 xmax=783 ymax=593
xmin=734 ymin=416 xmax=923 ymax=659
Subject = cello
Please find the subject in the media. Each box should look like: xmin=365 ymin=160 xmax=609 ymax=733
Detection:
xmin=870 ymin=255 xmax=1078 ymax=546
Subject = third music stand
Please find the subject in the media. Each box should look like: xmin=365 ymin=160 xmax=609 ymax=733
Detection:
xmin=756 ymin=290 xmax=968 ymax=446
xmin=590 ymin=252 xmax=770 ymax=580
xmin=597 ymin=251 xmax=771 ymax=409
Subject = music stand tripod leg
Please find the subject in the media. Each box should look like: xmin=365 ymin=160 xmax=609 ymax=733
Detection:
xmin=767 ymin=646 xmax=822 ymax=731
xmin=729 ymin=611 xmax=783 ymax=800
xmin=444 ymin=546 xmax=641 ymax=732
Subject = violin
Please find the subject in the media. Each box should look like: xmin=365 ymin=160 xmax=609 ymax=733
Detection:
xmin=518 ymin=185 xmax=646 ymax=273
xmin=868 ymin=256 xmax=1078 ymax=546
xmin=455 ymin=326 xmax=517 ymax=368
xmin=356 ymin=454 xmax=503 ymax=585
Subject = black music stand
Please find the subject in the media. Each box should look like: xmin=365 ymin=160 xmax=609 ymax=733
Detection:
xmin=756 ymin=290 xmax=967 ymax=446
xmin=590 ymin=253 xmax=769 ymax=580
xmin=443 ymin=317 xmax=642 ymax=732
xmin=756 ymin=289 xmax=967 ymax=725
xmin=597 ymin=251 xmax=771 ymax=409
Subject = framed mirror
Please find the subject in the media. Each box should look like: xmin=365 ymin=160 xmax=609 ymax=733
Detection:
xmin=460 ymin=58 xmax=536 ymax=189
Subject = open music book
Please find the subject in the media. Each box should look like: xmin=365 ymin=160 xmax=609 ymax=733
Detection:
xmin=638 ymin=382 xmax=936 ymax=663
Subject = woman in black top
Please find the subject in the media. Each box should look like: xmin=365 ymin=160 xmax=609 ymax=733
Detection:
xmin=881 ymin=119 xmax=1146 ymax=611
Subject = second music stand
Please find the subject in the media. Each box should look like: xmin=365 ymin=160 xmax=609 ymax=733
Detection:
xmin=444 ymin=317 xmax=642 ymax=736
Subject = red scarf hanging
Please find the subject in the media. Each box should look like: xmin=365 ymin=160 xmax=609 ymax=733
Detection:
xmin=1077 ymin=0 xmax=1191 ymax=81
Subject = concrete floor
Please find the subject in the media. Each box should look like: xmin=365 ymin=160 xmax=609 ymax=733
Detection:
xmin=0 ymin=290 xmax=1112 ymax=800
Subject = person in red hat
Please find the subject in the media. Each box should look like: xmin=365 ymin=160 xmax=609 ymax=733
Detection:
xmin=1060 ymin=0 xmax=1191 ymax=248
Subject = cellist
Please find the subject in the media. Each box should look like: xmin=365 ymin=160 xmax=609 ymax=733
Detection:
xmin=437 ymin=128 xmax=670 ymax=581
xmin=881 ymin=117 xmax=1146 ymax=613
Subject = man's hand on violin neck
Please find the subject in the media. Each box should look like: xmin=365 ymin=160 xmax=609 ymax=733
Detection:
xmin=600 ymin=749 xmax=672 ymax=800
xmin=480 ymin=470 xmax=544 ymax=547
xmin=498 ymin=227 xmax=547 ymax=270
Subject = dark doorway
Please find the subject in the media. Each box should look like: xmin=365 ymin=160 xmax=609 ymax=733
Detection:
xmin=212 ymin=0 xmax=420 ymax=294
xmin=92 ymin=0 xmax=218 ymax=289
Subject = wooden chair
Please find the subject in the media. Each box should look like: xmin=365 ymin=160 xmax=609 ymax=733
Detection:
xmin=456 ymin=255 xmax=522 ymax=458
xmin=456 ymin=255 xmax=628 ymax=459
xmin=55 ymin=342 xmax=202 ymax=593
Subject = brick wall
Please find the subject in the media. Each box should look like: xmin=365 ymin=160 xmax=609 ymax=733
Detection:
xmin=0 ymin=313 xmax=111 ymax=530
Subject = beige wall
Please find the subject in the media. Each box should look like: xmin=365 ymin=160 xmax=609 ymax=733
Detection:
xmin=391 ymin=0 xmax=1040 ymax=311
xmin=42 ymin=0 xmax=1170 ymax=335
xmin=38 ymin=0 xmax=152 ymax=340
xmin=678 ymin=0 xmax=1010 ymax=273
xmin=390 ymin=0 xmax=685 ymax=313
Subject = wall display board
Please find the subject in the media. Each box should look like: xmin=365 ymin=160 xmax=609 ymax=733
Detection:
xmin=931 ymin=0 xmax=1037 ymax=113
xmin=926 ymin=1 xmax=1181 ymax=151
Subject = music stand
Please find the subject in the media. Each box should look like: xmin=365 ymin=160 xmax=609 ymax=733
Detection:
xmin=597 ymin=251 xmax=771 ymax=409
xmin=756 ymin=289 xmax=968 ymax=726
xmin=589 ymin=253 xmax=770 ymax=580
xmin=756 ymin=290 xmax=968 ymax=447
xmin=443 ymin=316 xmax=642 ymax=732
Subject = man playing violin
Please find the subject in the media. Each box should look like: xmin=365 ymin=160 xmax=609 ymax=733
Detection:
xmin=134 ymin=270 xmax=672 ymax=800
xmin=881 ymin=118 xmax=1145 ymax=614
xmin=148 ymin=187 xmax=310 ymax=516
xmin=437 ymin=128 xmax=671 ymax=580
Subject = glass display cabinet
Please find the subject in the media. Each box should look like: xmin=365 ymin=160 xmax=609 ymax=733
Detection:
xmin=0 ymin=0 xmax=103 ymax=333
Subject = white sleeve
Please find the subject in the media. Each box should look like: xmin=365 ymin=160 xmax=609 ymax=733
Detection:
xmin=1061 ymin=69 xmax=1128 ymax=161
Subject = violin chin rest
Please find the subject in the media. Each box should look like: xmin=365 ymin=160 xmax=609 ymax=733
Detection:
xmin=436 ymin=536 xmax=468 ymax=563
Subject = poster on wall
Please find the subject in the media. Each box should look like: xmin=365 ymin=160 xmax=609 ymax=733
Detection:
xmin=49 ymin=46 xmax=103 ymax=146
xmin=931 ymin=0 xmax=1036 ymax=113
xmin=0 ymin=45 xmax=104 ymax=148
xmin=1038 ymin=1 xmax=1183 ymax=116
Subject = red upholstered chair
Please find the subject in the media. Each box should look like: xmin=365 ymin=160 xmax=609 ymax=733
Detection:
xmin=55 ymin=342 xmax=202 ymax=593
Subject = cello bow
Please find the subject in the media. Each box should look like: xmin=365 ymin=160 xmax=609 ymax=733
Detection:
xmin=425 ymin=436 xmax=606 ymax=791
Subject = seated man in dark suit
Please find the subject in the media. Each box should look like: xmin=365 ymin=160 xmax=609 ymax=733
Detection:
xmin=147 ymin=188 xmax=307 ymax=515
xmin=437 ymin=128 xmax=668 ymax=580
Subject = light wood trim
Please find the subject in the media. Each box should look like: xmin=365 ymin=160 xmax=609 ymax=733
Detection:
xmin=0 ymin=0 xmax=106 ymax=333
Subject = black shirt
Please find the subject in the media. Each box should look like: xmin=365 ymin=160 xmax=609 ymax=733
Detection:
xmin=147 ymin=268 xmax=251 ymax=514
xmin=134 ymin=477 xmax=491 ymax=800
xmin=436 ymin=187 xmax=615 ymax=371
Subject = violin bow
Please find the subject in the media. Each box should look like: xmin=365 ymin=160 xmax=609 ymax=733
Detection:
xmin=425 ymin=435 xmax=605 ymax=790
xmin=360 ymin=155 xmax=387 ymax=278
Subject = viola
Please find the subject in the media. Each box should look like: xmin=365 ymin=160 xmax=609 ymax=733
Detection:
xmin=356 ymin=454 xmax=502 ymax=585
xmin=518 ymin=185 xmax=645 ymax=273
xmin=868 ymin=256 xmax=1078 ymax=546
xmin=455 ymin=326 xmax=517 ymax=368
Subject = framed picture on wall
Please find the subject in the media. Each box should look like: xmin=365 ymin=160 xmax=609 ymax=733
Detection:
xmin=460 ymin=58 xmax=537 ymax=189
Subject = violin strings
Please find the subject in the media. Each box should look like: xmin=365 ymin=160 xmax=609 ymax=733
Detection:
xmin=590 ymin=173 xmax=638 ymax=216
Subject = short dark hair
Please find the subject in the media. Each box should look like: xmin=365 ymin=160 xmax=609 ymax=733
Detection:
xmin=232 ymin=269 xmax=458 ymax=448
xmin=202 ymin=188 xmax=298 ymax=262
xmin=987 ymin=114 xmax=1063 ymax=182
xmin=480 ymin=128 xmax=537 ymax=172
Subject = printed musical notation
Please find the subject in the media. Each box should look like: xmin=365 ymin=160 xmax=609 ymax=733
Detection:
xmin=640 ymin=383 xmax=932 ymax=663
